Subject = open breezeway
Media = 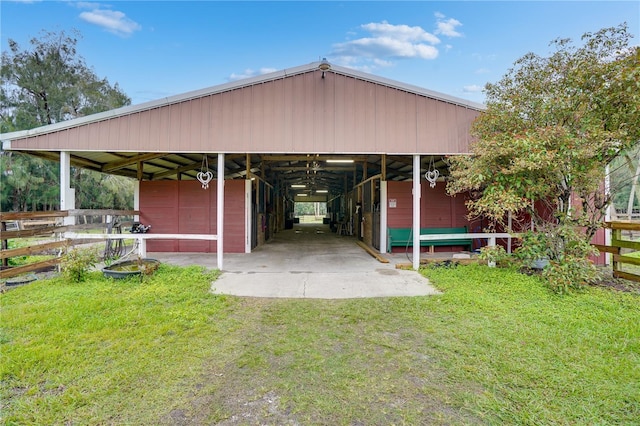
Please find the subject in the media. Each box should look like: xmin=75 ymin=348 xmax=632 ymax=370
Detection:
xmin=150 ymin=223 xmax=440 ymax=299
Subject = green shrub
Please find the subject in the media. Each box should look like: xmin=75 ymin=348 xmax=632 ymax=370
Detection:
xmin=61 ymin=247 xmax=99 ymax=282
xmin=516 ymin=224 xmax=600 ymax=293
xmin=515 ymin=230 xmax=551 ymax=264
xmin=543 ymin=255 xmax=598 ymax=294
xmin=478 ymin=244 xmax=508 ymax=266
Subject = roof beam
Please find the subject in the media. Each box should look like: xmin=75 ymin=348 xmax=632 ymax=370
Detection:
xmin=102 ymin=153 xmax=169 ymax=172
xmin=261 ymin=155 xmax=369 ymax=162
xmin=270 ymin=166 xmax=357 ymax=172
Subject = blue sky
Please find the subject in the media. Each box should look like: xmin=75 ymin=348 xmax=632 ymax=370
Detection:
xmin=1 ymin=1 xmax=638 ymax=105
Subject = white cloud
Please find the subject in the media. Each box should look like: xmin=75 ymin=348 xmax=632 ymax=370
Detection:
xmin=434 ymin=13 xmax=463 ymax=38
xmin=362 ymin=21 xmax=441 ymax=45
xmin=79 ymin=9 xmax=141 ymax=37
xmin=333 ymin=36 xmax=438 ymax=60
xmin=472 ymin=53 xmax=497 ymax=62
xmin=330 ymin=15 xmax=466 ymax=73
xmin=73 ymin=1 xmax=105 ymax=9
xmin=463 ymin=84 xmax=484 ymax=93
xmin=333 ymin=21 xmax=440 ymax=61
xmin=228 ymin=68 xmax=278 ymax=81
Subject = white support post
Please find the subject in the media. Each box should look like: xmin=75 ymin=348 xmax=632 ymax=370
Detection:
xmin=380 ymin=180 xmax=388 ymax=254
xmin=217 ymin=153 xmax=225 ymax=270
xmin=412 ymin=155 xmax=421 ymax=270
xmin=133 ymin=180 xmax=140 ymax=222
xmin=245 ymin=179 xmax=252 ymax=253
xmin=138 ymin=237 xmax=147 ymax=258
xmin=60 ymin=151 xmax=75 ymax=226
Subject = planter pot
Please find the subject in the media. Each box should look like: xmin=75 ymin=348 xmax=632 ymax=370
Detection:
xmin=102 ymin=258 xmax=160 ymax=279
xmin=531 ymin=258 xmax=550 ymax=270
xmin=487 ymin=260 xmax=497 ymax=268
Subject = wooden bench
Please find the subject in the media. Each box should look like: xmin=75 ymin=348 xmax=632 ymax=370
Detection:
xmin=387 ymin=227 xmax=473 ymax=252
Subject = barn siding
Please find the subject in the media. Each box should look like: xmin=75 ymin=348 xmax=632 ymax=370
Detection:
xmin=9 ymin=71 xmax=481 ymax=155
xmin=139 ymin=179 xmax=245 ymax=253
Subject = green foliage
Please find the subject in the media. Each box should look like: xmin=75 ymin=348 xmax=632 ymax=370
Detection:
xmin=543 ymin=256 xmax=598 ymax=294
xmin=478 ymin=244 xmax=508 ymax=265
xmin=516 ymin=226 xmax=600 ymax=292
xmin=515 ymin=230 xmax=553 ymax=264
xmin=448 ymin=24 xmax=639 ymax=233
xmin=1 ymin=29 xmax=130 ymax=127
xmin=61 ymin=247 xmax=99 ymax=282
xmin=448 ymin=24 xmax=638 ymax=291
xmin=0 ymin=29 xmax=133 ymax=212
xmin=0 ymin=152 xmax=58 ymax=211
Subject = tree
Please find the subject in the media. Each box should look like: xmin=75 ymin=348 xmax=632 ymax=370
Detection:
xmin=447 ymin=24 xmax=639 ymax=290
xmin=0 ymin=30 xmax=132 ymax=211
xmin=1 ymin=30 xmax=130 ymax=127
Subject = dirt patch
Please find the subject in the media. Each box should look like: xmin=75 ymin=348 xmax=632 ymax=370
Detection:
xmin=158 ymin=298 xmax=483 ymax=425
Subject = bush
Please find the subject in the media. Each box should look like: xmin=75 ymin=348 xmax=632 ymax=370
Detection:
xmin=478 ymin=244 xmax=508 ymax=266
xmin=516 ymin=224 xmax=599 ymax=293
xmin=61 ymin=247 xmax=99 ymax=282
xmin=543 ymin=256 xmax=598 ymax=294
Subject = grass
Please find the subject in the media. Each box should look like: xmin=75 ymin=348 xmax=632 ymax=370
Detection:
xmin=1 ymin=264 xmax=639 ymax=424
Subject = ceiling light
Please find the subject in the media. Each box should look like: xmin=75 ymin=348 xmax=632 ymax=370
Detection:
xmin=291 ymin=184 xmax=306 ymax=188
xmin=316 ymin=190 xmax=328 ymax=193
xmin=297 ymin=193 xmax=308 ymax=197
xmin=326 ymin=159 xmax=354 ymax=163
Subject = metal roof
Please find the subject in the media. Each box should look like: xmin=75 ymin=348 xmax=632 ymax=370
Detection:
xmin=0 ymin=60 xmax=484 ymax=144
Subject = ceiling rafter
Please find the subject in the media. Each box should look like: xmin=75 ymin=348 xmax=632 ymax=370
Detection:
xmin=101 ymin=153 xmax=169 ymax=172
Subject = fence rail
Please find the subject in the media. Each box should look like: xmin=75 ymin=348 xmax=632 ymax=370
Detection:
xmin=594 ymin=221 xmax=640 ymax=283
xmin=0 ymin=210 xmax=138 ymax=279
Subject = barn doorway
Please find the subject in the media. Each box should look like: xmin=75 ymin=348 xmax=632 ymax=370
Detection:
xmin=294 ymin=202 xmax=327 ymax=224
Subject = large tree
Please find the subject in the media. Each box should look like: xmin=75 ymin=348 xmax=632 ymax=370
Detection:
xmin=1 ymin=30 xmax=132 ymax=211
xmin=448 ymin=24 xmax=639 ymax=234
xmin=1 ymin=30 xmax=130 ymax=128
xmin=447 ymin=24 xmax=639 ymax=290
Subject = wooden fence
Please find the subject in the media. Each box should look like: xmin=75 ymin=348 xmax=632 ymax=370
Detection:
xmin=594 ymin=221 xmax=640 ymax=283
xmin=0 ymin=210 xmax=137 ymax=280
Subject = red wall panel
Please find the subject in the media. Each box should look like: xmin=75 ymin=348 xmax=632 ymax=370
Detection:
xmin=139 ymin=179 xmax=245 ymax=253
xmin=386 ymin=180 xmax=472 ymax=252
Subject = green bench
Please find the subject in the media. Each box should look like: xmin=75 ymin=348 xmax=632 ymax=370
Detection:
xmin=387 ymin=227 xmax=473 ymax=252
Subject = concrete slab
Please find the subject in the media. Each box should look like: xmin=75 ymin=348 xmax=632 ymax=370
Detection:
xmin=149 ymin=223 xmax=440 ymax=299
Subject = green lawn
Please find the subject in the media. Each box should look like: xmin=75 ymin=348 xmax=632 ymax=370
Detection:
xmin=1 ymin=264 xmax=638 ymax=424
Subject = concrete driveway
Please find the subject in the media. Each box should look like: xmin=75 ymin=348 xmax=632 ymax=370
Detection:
xmin=150 ymin=223 xmax=439 ymax=299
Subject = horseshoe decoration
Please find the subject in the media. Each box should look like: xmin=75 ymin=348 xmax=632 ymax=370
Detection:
xmin=197 ymin=170 xmax=213 ymax=189
xmin=425 ymin=170 xmax=439 ymax=188
xmin=197 ymin=155 xmax=213 ymax=189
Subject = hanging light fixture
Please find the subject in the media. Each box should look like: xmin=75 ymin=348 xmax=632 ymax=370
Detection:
xmin=319 ymin=58 xmax=331 ymax=78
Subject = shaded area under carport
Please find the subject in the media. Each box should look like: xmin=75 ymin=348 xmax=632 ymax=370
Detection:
xmin=150 ymin=223 xmax=440 ymax=299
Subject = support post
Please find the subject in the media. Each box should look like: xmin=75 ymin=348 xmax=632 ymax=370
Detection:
xmin=245 ymin=179 xmax=252 ymax=253
xmin=217 ymin=153 xmax=225 ymax=270
xmin=60 ymin=151 xmax=75 ymax=226
xmin=380 ymin=180 xmax=388 ymax=254
xmin=413 ymin=155 xmax=421 ymax=270
xmin=133 ymin=180 xmax=140 ymax=222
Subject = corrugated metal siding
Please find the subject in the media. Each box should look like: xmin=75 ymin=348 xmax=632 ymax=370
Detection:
xmin=9 ymin=72 xmax=480 ymax=155
xmin=139 ymin=179 xmax=245 ymax=253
